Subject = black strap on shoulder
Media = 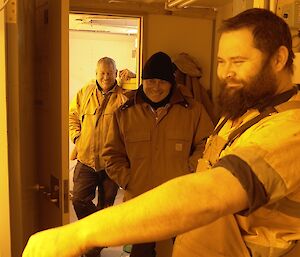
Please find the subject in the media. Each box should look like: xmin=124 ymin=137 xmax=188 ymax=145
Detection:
xmin=227 ymin=106 xmax=276 ymax=146
xmin=256 ymin=84 xmax=300 ymax=112
xmin=212 ymin=115 xmax=230 ymax=136
xmin=218 ymin=84 xmax=300 ymax=149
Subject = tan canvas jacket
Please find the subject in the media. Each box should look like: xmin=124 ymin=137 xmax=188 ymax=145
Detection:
xmin=103 ymin=85 xmax=214 ymax=200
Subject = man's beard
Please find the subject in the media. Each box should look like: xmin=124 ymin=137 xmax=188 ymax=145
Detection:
xmin=218 ymin=61 xmax=278 ymax=120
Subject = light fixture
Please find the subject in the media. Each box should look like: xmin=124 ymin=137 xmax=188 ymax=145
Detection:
xmin=166 ymin=0 xmax=197 ymax=8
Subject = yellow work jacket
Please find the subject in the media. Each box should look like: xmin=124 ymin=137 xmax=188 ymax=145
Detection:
xmin=69 ymin=80 xmax=128 ymax=170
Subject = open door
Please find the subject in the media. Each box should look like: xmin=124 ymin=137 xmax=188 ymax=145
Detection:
xmin=5 ymin=0 xmax=69 ymax=256
xmin=34 ymin=0 xmax=70 ymax=230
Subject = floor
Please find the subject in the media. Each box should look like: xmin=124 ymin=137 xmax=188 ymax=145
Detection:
xmin=69 ymin=161 xmax=130 ymax=257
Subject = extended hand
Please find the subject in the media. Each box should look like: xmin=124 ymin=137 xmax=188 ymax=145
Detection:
xmin=22 ymin=225 xmax=84 ymax=257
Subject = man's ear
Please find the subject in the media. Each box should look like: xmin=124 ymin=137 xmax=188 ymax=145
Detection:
xmin=272 ymin=46 xmax=289 ymax=72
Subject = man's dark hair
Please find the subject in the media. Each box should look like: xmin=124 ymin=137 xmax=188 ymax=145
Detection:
xmin=219 ymin=8 xmax=295 ymax=73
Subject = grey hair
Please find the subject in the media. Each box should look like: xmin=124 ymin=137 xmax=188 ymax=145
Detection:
xmin=97 ymin=57 xmax=117 ymax=71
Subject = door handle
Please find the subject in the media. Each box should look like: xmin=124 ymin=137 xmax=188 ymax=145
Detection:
xmin=35 ymin=184 xmax=58 ymax=203
xmin=35 ymin=174 xmax=60 ymax=207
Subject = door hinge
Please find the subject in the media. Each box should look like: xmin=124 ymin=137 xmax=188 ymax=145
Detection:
xmin=5 ymin=0 xmax=17 ymax=24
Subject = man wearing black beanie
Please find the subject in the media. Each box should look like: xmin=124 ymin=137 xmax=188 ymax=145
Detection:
xmin=103 ymin=52 xmax=213 ymax=257
xmin=102 ymin=51 xmax=213 ymax=257
xmin=139 ymin=51 xmax=176 ymax=110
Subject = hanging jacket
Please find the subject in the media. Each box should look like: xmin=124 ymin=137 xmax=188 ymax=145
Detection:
xmin=173 ymin=52 xmax=218 ymax=124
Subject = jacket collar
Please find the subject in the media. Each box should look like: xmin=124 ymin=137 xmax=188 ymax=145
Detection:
xmin=96 ymin=80 xmax=119 ymax=95
xmin=134 ymin=85 xmax=189 ymax=108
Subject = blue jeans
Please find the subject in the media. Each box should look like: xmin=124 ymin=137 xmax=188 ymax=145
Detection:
xmin=72 ymin=161 xmax=119 ymax=219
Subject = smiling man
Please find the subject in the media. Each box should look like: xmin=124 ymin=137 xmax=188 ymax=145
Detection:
xmin=69 ymin=57 xmax=129 ymax=257
xmin=217 ymin=28 xmax=280 ymax=120
xmin=102 ymin=51 xmax=213 ymax=257
xmin=23 ymin=9 xmax=300 ymax=257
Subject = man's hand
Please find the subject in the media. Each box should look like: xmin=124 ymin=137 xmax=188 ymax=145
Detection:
xmin=22 ymin=225 xmax=84 ymax=257
xmin=119 ymin=69 xmax=136 ymax=82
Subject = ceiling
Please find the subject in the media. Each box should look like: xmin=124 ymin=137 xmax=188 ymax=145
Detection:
xmin=70 ymin=0 xmax=233 ymax=10
xmin=69 ymin=13 xmax=139 ymax=34
xmin=69 ymin=0 xmax=233 ymax=34
xmin=110 ymin=0 xmax=232 ymax=7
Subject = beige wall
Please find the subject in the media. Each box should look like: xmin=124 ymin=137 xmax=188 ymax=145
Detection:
xmin=69 ymin=30 xmax=137 ymax=100
xmin=69 ymin=1 xmax=215 ymax=92
xmin=0 ymin=1 xmax=11 ymax=256
xmin=212 ymin=2 xmax=233 ymax=113
xmin=144 ymin=14 xmax=213 ymax=90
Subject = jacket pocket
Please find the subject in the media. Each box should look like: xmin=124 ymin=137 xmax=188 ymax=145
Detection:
xmin=166 ymin=134 xmax=191 ymax=157
xmin=166 ymin=134 xmax=191 ymax=173
xmin=81 ymin=105 xmax=97 ymax=122
xmin=77 ymin=106 xmax=97 ymax=150
xmin=125 ymin=132 xmax=151 ymax=159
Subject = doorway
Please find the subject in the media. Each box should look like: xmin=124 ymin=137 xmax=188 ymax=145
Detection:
xmin=69 ymin=12 xmax=141 ymax=97
xmin=68 ymin=12 xmax=142 ymax=257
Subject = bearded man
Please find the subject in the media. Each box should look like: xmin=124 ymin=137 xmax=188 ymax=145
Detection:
xmin=23 ymin=8 xmax=300 ymax=257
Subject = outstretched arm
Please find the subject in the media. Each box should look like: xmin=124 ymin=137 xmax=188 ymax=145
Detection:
xmin=22 ymin=167 xmax=248 ymax=257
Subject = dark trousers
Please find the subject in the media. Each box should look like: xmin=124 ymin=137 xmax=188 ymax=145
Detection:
xmin=72 ymin=161 xmax=119 ymax=219
xmin=72 ymin=161 xmax=119 ymax=257
xmin=130 ymin=238 xmax=176 ymax=257
xmin=130 ymin=242 xmax=156 ymax=257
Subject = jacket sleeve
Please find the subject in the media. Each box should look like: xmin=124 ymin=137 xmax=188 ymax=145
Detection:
xmin=102 ymin=111 xmax=131 ymax=189
xmin=189 ymin=103 xmax=214 ymax=172
xmin=69 ymin=91 xmax=82 ymax=144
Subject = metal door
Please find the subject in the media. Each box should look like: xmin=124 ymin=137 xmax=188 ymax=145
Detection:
xmin=5 ymin=1 xmax=69 ymax=256
xmin=34 ymin=0 xmax=69 ymax=230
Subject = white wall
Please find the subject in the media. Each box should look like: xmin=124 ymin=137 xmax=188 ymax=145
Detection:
xmin=0 ymin=0 xmax=11 ymax=256
xmin=69 ymin=30 xmax=137 ymax=101
xmin=145 ymin=14 xmax=213 ymax=90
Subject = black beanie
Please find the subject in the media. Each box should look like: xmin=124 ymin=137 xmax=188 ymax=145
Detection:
xmin=142 ymin=52 xmax=176 ymax=85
